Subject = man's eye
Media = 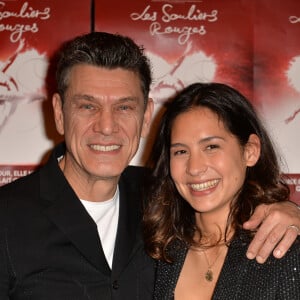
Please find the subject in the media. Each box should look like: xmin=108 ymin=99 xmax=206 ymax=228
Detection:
xmin=118 ymin=105 xmax=132 ymax=111
xmin=81 ymin=104 xmax=94 ymax=110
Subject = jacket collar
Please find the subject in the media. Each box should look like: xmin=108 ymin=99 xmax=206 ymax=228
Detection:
xmin=112 ymin=168 xmax=143 ymax=277
xmin=39 ymin=143 xmax=143 ymax=276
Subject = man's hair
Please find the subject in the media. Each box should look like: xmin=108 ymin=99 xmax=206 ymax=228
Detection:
xmin=56 ymin=31 xmax=152 ymax=103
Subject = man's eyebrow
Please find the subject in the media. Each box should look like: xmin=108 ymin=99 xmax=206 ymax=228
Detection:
xmin=117 ymin=96 xmax=140 ymax=103
xmin=71 ymin=94 xmax=140 ymax=103
xmin=71 ymin=94 xmax=96 ymax=101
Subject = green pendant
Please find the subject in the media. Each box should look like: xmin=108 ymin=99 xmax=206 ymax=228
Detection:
xmin=205 ymin=269 xmax=213 ymax=282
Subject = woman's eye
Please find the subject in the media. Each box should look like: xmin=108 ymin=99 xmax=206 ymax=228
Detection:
xmin=206 ymin=144 xmax=219 ymax=150
xmin=173 ymin=149 xmax=187 ymax=156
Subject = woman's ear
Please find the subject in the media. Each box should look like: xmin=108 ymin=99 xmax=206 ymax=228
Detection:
xmin=244 ymin=134 xmax=261 ymax=167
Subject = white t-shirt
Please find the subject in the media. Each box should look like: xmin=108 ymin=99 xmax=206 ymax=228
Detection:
xmin=80 ymin=187 xmax=119 ymax=269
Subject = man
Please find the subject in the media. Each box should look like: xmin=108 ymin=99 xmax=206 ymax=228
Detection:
xmin=0 ymin=32 xmax=299 ymax=299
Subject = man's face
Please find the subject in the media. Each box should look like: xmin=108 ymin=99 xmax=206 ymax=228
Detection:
xmin=53 ymin=64 xmax=153 ymax=185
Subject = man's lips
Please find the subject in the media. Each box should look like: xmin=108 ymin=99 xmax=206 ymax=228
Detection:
xmin=89 ymin=144 xmax=121 ymax=152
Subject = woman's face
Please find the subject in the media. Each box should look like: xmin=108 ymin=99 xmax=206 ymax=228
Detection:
xmin=170 ymin=107 xmax=260 ymax=221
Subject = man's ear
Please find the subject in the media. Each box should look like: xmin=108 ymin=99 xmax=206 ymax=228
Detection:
xmin=141 ymin=98 xmax=154 ymax=138
xmin=52 ymin=93 xmax=64 ymax=136
xmin=245 ymin=134 xmax=261 ymax=167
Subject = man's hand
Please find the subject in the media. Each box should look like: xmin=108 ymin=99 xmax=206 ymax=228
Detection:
xmin=243 ymin=201 xmax=300 ymax=264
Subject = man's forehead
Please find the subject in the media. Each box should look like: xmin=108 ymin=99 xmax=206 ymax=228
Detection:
xmin=70 ymin=64 xmax=139 ymax=83
xmin=70 ymin=93 xmax=142 ymax=104
xmin=67 ymin=65 xmax=143 ymax=96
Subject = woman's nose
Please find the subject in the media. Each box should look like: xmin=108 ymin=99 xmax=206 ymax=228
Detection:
xmin=186 ymin=153 xmax=207 ymax=176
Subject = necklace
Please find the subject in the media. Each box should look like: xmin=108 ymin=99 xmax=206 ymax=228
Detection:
xmin=202 ymin=247 xmax=224 ymax=282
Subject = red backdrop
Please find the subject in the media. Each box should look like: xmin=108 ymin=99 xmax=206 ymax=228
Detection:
xmin=1 ymin=0 xmax=300 ymax=204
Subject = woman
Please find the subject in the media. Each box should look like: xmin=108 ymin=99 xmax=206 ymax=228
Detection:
xmin=144 ymin=82 xmax=300 ymax=299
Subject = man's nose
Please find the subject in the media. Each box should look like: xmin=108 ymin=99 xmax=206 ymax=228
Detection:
xmin=93 ymin=110 xmax=118 ymax=135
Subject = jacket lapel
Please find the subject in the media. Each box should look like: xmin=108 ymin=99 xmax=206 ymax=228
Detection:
xmin=39 ymin=145 xmax=111 ymax=275
xmin=213 ymin=233 xmax=251 ymax=299
xmin=111 ymin=167 xmax=144 ymax=277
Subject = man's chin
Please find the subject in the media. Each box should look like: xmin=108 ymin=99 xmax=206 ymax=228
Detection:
xmin=95 ymin=173 xmax=120 ymax=181
xmin=91 ymin=166 xmax=125 ymax=181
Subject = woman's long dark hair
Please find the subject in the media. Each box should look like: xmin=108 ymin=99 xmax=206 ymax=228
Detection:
xmin=143 ymin=82 xmax=289 ymax=261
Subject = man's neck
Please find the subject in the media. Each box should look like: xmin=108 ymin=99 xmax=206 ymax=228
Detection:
xmin=58 ymin=156 xmax=119 ymax=202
